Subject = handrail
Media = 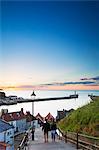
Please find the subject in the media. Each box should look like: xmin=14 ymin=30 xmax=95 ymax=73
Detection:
xmin=79 ymin=133 xmax=99 ymax=140
xmin=57 ymin=128 xmax=99 ymax=149
xmin=17 ymin=132 xmax=28 ymax=150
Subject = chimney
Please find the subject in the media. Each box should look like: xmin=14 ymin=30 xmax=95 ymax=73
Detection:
xmin=21 ymin=108 xmax=23 ymax=113
xmin=26 ymin=111 xmax=30 ymax=115
xmin=0 ymin=109 xmax=8 ymax=116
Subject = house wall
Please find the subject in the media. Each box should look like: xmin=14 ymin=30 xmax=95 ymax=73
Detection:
xmin=9 ymin=121 xmax=16 ymax=132
xmin=5 ymin=128 xmax=14 ymax=150
xmin=26 ymin=120 xmax=38 ymax=130
xmin=0 ymin=132 xmax=4 ymax=141
xmin=26 ymin=121 xmax=34 ymax=130
xmin=26 ymin=122 xmax=31 ymax=130
xmin=56 ymin=111 xmax=68 ymax=120
xmin=34 ymin=120 xmax=40 ymax=128
xmin=6 ymin=145 xmax=14 ymax=150
xmin=16 ymin=119 xmax=26 ymax=133
xmin=0 ymin=128 xmax=14 ymax=150
xmin=0 ymin=145 xmax=6 ymax=150
xmin=5 ymin=128 xmax=14 ymax=145
xmin=6 ymin=147 xmax=11 ymax=150
xmin=9 ymin=119 xmax=26 ymax=133
xmin=31 ymin=121 xmax=34 ymax=127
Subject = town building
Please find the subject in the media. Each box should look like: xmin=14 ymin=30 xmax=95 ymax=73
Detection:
xmin=0 ymin=108 xmax=37 ymax=134
xmin=35 ymin=113 xmax=44 ymax=127
xmin=0 ymin=119 xmax=14 ymax=150
xmin=56 ymin=109 xmax=74 ymax=121
xmin=45 ymin=113 xmax=54 ymax=122
xmin=1 ymin=108 xmax=26 ymax=134
xmin=0 ymin=92 xmax=6 ymax=99
xmin=25 ymin=111 xmax=36 ymax=130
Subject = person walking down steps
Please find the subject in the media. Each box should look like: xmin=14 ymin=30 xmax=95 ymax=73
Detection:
xmin=42 ymin=119 xmax=50 ymax=143
xmin=51 ymin=120 xmax=57 ymax=142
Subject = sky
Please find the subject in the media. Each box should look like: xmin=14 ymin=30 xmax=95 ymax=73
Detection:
xmin=0 ymin=1 xmax=99 ymax=90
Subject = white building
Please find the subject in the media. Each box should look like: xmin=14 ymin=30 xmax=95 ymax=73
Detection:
xmin=0 ymin=119 xmax=14 ymax=150
xmin=25 ymin=111 xmax=37 ymax=130
xmin=1 ymin=108 xmax=26 ymax=134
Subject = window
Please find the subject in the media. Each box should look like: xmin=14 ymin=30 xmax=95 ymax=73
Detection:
xmin=7 ymin=132 xmax=9 ymax=136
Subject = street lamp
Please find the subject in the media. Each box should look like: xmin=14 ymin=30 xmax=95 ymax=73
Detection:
xmin=31 ymin=91 xmax=36 ymax=141
xmin=31 ymin=91 xmax=36 ymax=116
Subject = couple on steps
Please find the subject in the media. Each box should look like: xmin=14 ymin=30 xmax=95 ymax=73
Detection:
xmin=42 ymin=119 xmax=57 ymax=143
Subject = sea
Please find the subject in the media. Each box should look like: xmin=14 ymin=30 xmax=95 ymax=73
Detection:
xmin=0 ymin=90 xmax=99 ymax=117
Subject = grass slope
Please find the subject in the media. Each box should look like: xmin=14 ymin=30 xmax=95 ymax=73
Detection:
xmin=58 ymin=97 xmax=99 ymax=137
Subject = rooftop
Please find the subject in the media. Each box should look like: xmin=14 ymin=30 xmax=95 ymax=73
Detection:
xmin=1 ymin=108 xmax=26 ymax=122
xmin=45 ymin=112 xmax=54 ymax=121
xmin=35 ymin=113 xmax=44 ymax=122
xmin=26 ymin=111 xmax=36 ymax=122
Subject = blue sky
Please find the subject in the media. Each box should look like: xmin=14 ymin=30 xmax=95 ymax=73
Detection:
xmin=0 ymin=1 xmax=99 ymax=89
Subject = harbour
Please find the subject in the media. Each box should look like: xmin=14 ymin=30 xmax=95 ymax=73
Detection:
xmin=0 ymin=90 xmax=99 ymax=117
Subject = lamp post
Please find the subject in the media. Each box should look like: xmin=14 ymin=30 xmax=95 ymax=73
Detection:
xmin=31 ymin=91 xmax=36 ymax=116
xmin=31 ymin=91 xmax=36 ymax=141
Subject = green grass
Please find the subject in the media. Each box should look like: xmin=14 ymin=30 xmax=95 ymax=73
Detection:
xmin=58 ymin=97 xmax=99 ymax=137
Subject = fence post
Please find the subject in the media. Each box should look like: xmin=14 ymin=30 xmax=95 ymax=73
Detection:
xmin=59 ymin=130 xmax=60 ymax=140
xmin=76 ymin=132 xmax=79 ymax=149
xmin=32 ymin=126 xmax=35 ymax=141
xmin=65 ymin=131 xmax=67 ymax=143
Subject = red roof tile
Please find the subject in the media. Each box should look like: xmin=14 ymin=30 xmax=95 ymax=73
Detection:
xmin=35 ymin=113 xmax=44 ymax=122
xmin=45 ymin=113 xmax=54 ymax=121
xmin=1 ymin=109 xmax=26 ymax=122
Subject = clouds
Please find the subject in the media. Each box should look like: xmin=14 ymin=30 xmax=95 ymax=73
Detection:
xmin=42 ymin=76 xmax=99 ymax=87
xmin=43 ymin=81 xmax=96 ymax=86
xmin=91 ymin=77 xmax=99 ymax=81
xmin=0 ymin=76 xmax=99 ymax=91
xmin=80 ymin=76 xmax=99 ymax=87
xmin=62 ymin=81 xmax=95 ymax=85
xmin=81 ymin=76 xmax=99 ymax=81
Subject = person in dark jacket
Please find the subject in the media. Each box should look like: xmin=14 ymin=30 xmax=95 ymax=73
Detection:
xmin=51 ymin=120 xmax=57 ymax=142
xmin=42 ymin=119 xmax=50 ymax=142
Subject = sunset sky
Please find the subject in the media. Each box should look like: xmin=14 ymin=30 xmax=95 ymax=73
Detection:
xmin=0 ymin=1 xmax=99 ymax=90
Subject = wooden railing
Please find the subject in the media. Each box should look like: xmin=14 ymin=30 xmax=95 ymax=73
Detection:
xmin=17 ymin=132 xmax=28 ymax=150
xmin=58 ymin=128 xmax=99 ymax=150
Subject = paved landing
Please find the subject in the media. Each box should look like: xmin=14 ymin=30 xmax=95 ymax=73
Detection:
xmin=27 ymin=127 xmax=76 ymax=150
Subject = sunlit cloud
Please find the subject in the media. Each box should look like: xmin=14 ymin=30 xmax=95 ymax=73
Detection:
xmin=1 ymin=76 xmax=99 ymax=91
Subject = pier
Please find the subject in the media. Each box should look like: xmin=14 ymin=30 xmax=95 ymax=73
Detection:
xmin=0 ymin=94 xmax=78 ymax=106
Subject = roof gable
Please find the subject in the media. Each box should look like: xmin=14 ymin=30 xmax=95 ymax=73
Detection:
xmin=35 ymin=113 xmax=44 ymax=122
xmin=45 ymin=113 xmax=54 ymax=121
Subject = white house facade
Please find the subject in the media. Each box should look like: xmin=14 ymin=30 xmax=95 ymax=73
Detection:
xmin=0 ymin=119 xmax=14 ymax=150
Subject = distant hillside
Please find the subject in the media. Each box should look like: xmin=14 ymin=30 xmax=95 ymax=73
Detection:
xmin=58 ymin=97 xmax=99 ymax=137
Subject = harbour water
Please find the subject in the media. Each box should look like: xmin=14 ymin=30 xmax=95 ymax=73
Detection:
xmin=0 ymin=90 xmax=99 ymax=117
